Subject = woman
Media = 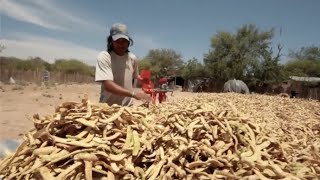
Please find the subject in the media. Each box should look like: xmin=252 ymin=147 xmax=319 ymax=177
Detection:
xmin=95 ymin=23 xmax=151 ymax=106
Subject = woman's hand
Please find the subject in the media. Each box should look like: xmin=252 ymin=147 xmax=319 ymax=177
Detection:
xmin=134 ymin=91 xmax=152 ymax=103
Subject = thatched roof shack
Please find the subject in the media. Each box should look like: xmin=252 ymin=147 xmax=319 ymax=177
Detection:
xmin=288 ymin=76 xmax=320 ymax=100
xmin=289 ymin=76 xmax=320 ymax=83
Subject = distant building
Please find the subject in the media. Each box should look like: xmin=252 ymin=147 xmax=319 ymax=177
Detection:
xmin=289 ymin=76 xmax=320 ymax=83
xmin=286 ymin=76 xmax=320 ymax=100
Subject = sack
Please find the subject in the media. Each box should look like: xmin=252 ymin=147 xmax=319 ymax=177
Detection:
xmin=224 ymin=79 xmax=249 ymax=94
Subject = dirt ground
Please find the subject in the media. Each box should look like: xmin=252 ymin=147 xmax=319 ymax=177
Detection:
xmin=0 ymin=83 xmax=195 ymax=142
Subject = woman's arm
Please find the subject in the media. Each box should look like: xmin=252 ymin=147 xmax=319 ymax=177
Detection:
xmin=103 ymin=80 xmax=133 ymax=97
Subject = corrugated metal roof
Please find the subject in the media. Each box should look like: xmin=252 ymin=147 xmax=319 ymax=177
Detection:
xmin=289 ymin=76 xmax=320 ymax=82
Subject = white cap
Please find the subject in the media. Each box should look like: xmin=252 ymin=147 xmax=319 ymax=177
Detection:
xmin=110 ymin=23 xmax=130 ymax=41
xmin=112 ymin=34 xmax=129 ymax=41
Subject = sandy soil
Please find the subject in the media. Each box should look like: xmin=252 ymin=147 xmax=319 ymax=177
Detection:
xmin=0 ymin=83 xmax=195 ymax=142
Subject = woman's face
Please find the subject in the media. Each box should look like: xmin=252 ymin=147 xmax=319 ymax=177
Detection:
xmin=112 ymin=38 xmax=129 ymax=56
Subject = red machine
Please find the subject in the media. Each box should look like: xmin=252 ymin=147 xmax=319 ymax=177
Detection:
xmin=138 ymin=70 xmax=173 ymax=104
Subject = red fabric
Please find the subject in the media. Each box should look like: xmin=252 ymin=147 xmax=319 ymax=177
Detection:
xmin=159 ymin=77 xmax=168 ymax=84
xmin=142 ymin=81 xmax=154 ymax=91
xmin=140 ymin=70 xmax=151 ymax=80
xmin=139 ymin=69 xmax=155 ymax=94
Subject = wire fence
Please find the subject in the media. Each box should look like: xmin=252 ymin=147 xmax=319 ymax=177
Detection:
xmin=0 ymin=69 xmax=94 ymax=85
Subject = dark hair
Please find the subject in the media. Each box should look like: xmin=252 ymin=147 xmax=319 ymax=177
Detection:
xmin=107 ymin=35 xmax=134 ymax=53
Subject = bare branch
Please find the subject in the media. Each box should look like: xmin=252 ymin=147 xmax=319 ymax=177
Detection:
xmin=275 ymin=43 xmax=283 ymax=59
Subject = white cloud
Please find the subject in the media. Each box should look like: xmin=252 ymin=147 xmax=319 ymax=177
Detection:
xmin=133 ymin=34 xmax=162 ymax=49
xmin=1 ymin=0 xmax=105 ymax=32
xmin=131 ymin=34 xmax=164 ymax=58
xmin=1 ymin=34 xmax=100 ymax=65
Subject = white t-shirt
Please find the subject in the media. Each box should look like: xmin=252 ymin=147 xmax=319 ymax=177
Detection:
xmin=95 ymin=51 xmax=138 ymax=106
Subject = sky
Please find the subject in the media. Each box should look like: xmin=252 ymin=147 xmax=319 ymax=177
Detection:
xmin=1 ymin=0 xmax=320 ymax=65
